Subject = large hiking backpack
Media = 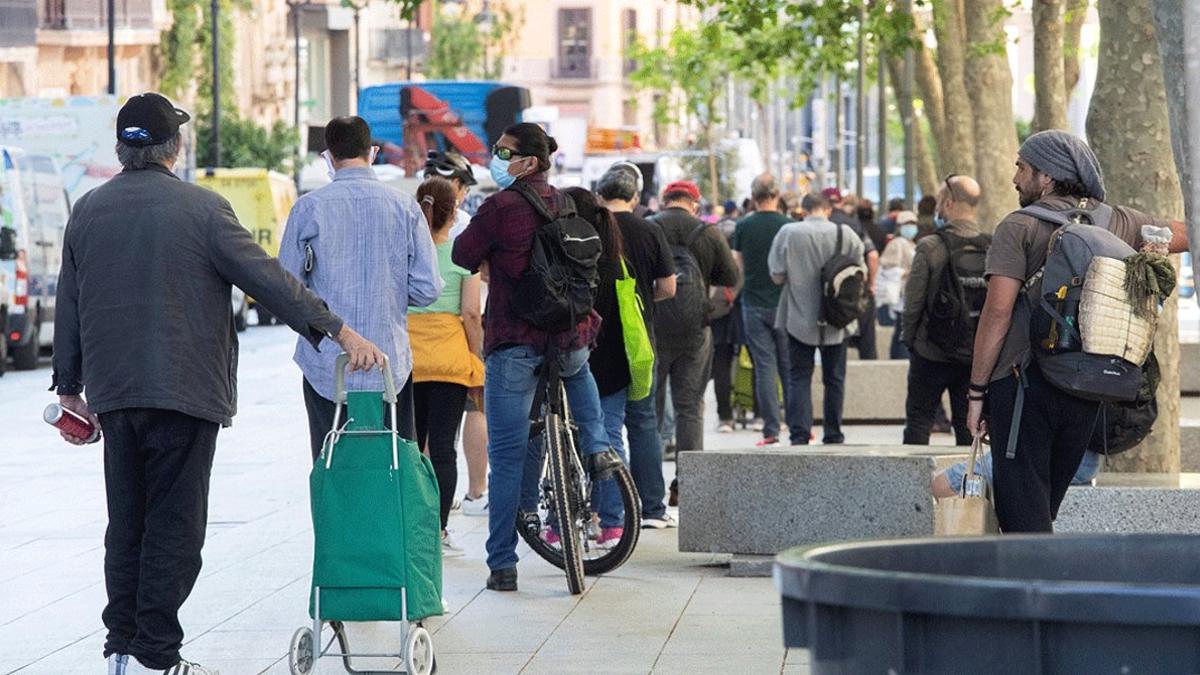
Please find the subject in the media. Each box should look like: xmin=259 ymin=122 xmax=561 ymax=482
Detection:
xmin=819 ymin=223 xmax=868 ymax=330
xmin=925 ymin=230 xmax=991 ymax=364
xmin=510 ymin=182 xmax=602 ymax=333
xmin=1018 ymin=200 xmax=1143 ymax=403
xmin=652 ymin=220 xmax=709 ymax=340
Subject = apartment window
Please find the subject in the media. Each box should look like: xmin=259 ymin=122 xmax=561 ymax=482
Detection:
xmin=622 ymin=9 xmax=637 ymax=76
xmin=557 ymin=8 xmax=591 ymax=79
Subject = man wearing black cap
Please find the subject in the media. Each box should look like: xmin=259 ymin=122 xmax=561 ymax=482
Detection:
xmin=52 ymin=93 xmax=386 ymax=675
xmin=965 ymin=130 xmax=1190 ymax=533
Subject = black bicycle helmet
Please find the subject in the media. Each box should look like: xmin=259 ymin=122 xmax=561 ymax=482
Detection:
xmin=424 ymin=150 xmax=477 ymax=186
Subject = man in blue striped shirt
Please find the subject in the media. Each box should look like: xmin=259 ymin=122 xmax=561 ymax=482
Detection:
xmin=280 ymin=117 xmax=443 ymax=459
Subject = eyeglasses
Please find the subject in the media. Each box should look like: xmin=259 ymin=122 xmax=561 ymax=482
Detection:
xmin=492 ymin=145 xmax=525 ymax=161
xmin=943 ymin=173 xmax=960 ymax=202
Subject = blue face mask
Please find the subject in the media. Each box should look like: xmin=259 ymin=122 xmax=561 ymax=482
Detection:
xmin=934 ymin=214 xmax=948 ymax=230
xmin=900 ymin=224 xmax=919 ymax=240
xmin=490 ymin=155 xmax=516 ymax=189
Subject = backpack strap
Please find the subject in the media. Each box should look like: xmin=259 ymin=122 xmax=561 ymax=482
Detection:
xmin=835 ymin=221 xmax=845 ymax=256
xmin=685 ymin=222 xmax=708 ymax=248
xmin=1005 ymin=357 xmax=1031 ymax=460
xmin=512 ymin=181 xmax=558 ymax=222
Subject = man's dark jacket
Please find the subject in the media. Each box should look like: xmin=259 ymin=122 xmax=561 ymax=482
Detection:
xmin=52 ymin=165 xmax=344 ymax=426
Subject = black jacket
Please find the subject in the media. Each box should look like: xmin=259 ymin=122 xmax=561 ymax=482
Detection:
xmin=52 ymin=165 xmax=343 ymax=426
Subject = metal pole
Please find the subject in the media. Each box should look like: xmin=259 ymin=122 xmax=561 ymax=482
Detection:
xmin=406 ymin=16 xmax=413 ymax=80
xmin=354 ymin=7 xmax=361 ymax=110
xmin=855 ymin=2 xmax=866 ymax=199
xmin=291 ymin=0 xmax=302 ymax=189
xmin=211 ymin=0 xmax=221 ymax=167
xmin=107 ymin=0 xmax=116 ymax=94
xmin=902 ymin=0 xmax=915 ymax=207
xmin=877 ymin=47 xmax=887 ymax=208
xmin=834 ymin=73 xmax=843 ymax=190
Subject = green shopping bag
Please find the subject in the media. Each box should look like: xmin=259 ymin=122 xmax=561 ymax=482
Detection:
xmin=617 ymin=258 xmax=655 ymax=400
xmin=308 ymin=390 xmax=443 ymax=622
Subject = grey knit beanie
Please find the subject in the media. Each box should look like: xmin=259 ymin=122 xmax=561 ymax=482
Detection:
xmin=1017 ymin=130 xmax=1107 ymax=202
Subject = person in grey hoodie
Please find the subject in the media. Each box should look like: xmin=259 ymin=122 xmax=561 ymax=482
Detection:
xmin=51 ymin=93 xmax=384 ymax=675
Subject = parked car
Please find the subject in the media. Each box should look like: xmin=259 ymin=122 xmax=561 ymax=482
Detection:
xmin=196 ymin=168 xmax=297 ymax=328
xmin=0 ymin=147 xmax=69 ymax=373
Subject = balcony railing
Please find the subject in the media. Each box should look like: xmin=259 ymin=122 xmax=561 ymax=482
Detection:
xmin=0 ymin=0 xmax=38 ymax=47
xmin=41 ymin=0 xmax=155 ymax=30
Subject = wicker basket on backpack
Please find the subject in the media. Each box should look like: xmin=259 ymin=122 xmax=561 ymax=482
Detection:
xmin=1078 ymin=256 xmax=1157 ymax=365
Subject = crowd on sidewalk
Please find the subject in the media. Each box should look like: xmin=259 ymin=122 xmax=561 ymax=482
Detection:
xmin=44 ymin=92 xmax=1191 ymax=674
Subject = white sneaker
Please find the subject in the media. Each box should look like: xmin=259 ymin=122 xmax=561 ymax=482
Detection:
xmin=642 ymin=513 xmax=679 ymax=529
xmin=450 ymin=496 xmax=462 ymax=512
xmin=442 ymin=530 xmax=465 ymax=558
xmin=461 ymin=492 xmax=488 ymax=516
xmin=717 ymin=422 xmax=734 ymax=433
xmin=113 ymin=655 xmax=219 ymax=675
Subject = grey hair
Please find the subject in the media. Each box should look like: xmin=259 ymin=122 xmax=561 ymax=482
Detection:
xmin=116 ymin=135 xmax=181 ymax=170
xmin=596 ymin=166 xmax=639 ymax=202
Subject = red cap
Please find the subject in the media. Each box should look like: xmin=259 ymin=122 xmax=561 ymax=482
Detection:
xmin=663 ymin=180 xmax=702 ymax=202
xmin=821 ymin=187 xmax=844 ymax=204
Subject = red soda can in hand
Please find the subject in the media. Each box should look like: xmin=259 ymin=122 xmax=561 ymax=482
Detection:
xmin=44 ymin=402 xmax=100 ymax=444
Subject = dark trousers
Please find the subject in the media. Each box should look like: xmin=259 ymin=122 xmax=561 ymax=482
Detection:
xmin=99 ymin=408 xmax=219 ymax=670
xmin=786 ymin=338 xmax=848 ymax=444
xmin=903 ymin=352 xmax=972 ymax=446
xmin=850 ymin=294 xmax=878 ymax=360
xmin=413 ymin=381 xmax=468 ymax=529
xmin=655 ymin=328 xmax=712 ymax=452
xmin=987 ymin=364 xmax=1100 ymax=533
xmin=711 ymin=342 xmax=735 ymax=422
xmin=303 ymin=377 xmax=415 ymax=462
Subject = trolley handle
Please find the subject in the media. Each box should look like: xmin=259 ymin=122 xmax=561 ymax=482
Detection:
xmin=333 ymin=352 xmax=398 ymax=405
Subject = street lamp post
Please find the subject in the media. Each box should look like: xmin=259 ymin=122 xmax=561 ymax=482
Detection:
xmin=287 ymin=0 xmax=311 ymax=190
xmin=855 ymin=2 xmax=866 ymax=199
xmin=475 ymin=1 xmax=495 ymax=79
xmin=106 ymin=0 xmax=115 ymax=94
xmin=341 ymin=0 xmax=366 ymax=110
xmin=211 ymin=0 xmax=221 ymax=168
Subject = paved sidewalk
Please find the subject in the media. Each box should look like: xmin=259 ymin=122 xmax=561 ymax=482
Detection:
xmin=0 ymin=327 xmax=808 ymax=674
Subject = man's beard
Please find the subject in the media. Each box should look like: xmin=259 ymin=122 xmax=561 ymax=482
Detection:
xmin=1016 ymin=182 xmax=1042 ymax=207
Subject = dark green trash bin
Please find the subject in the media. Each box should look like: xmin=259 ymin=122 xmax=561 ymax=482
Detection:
xmin=775 ymin=534 xmax=1200 ymax=674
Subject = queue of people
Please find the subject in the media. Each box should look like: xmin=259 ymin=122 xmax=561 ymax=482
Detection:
xmin=48 ymin=92 xmax=1192 ymax=674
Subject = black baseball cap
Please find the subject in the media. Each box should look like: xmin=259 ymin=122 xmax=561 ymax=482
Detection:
xmin=116 ymin=93 xmax=190 ymax=147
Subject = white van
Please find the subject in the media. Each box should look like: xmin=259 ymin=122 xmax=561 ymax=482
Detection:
xmin=0 ymin=147 xmax=69 ymax=373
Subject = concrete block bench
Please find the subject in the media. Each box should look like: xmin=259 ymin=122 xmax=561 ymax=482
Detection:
xmin=1184 ymin=342 xmax=1198 ymax=396
xmin=809 ymin=360 xmax=943 ymax=423
xmin=1184 ymin=420 xmax=1200 ymax=472
xmin=1056 ymin=473 xmax=1200 ymax=534
xmin=677 ymin=446 xmax=967 ymax=556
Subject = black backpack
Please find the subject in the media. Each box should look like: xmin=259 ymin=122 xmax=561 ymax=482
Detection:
xmin=652 ymin=220 xmax=709 ymax=339
xmin=1088 ymin=351 xmax=1160 ymax=456
xmin=509 ymin=182 xmax=602 ymax=333
xmin=819 ymin=224 xmax=868 ymax=330
xmin=925 ymin=230 xmax=991 ymax=364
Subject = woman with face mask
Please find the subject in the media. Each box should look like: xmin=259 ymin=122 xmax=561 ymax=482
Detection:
xmin=876 ymin=211 xmax=920 ymax=358
xmin=451 ymin=123 xmax=620 ymax=593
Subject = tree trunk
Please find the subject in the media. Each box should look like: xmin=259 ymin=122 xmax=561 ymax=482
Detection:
xmin=914 ymin=41 xmax=947 ymax=174
xmin=1063 ymin=0 xmax=1089 ymax=96
xmin=1033 ymin=0 xmax=1069 ymax=131
xmin=963 ymin=0 xmax=1020 ymax=232
xmin=757 ymin=99 xmax=772 ymax=177
xmin=931 ymin=0 xmax=976 ymax=176
xmin=889 ymin=56 xmax=939 ymax=197
xmin=1087 ymin=0 xmax=1182 ymax=473
xmin=705 ymin=123 xmax=720 ymax=206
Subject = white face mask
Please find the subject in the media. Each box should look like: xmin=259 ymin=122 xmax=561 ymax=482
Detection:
xmin=322 ymin=146 xmax=380 ymax=180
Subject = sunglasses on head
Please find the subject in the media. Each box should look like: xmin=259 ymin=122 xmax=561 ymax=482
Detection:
xmin=492 ymin=145 xmax=526 ymax=161
xmin=943 ymin=173 xmax=960 ymax=202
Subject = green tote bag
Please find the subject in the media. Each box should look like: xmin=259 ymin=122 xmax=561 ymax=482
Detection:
xmin=617 ymin=258 xmax=655 ymax=400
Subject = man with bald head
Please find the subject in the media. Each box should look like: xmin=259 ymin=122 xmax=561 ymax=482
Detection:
xmin=901 ymin=174 xmax=990 ymax=445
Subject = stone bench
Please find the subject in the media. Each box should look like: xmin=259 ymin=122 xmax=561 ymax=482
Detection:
xmin=1184 ymin=420 xmax=1200 ymax=472
xmin=809 ymin=360 xmax=944 ymax=423
xmin=677 ymin=446 xmax=967 ymax=556
xmin=678 ymin=446 xmax=1200 ymax=557
xmin=1184 ymin=343 xmax=1198 ymax=396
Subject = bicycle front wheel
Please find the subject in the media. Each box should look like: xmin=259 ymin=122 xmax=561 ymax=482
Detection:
xmin=545 ymin=411 xmax=586 ymax=594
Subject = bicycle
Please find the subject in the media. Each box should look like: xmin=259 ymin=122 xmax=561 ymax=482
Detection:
xmin=515 ymin=349 xmax=642 ymax=594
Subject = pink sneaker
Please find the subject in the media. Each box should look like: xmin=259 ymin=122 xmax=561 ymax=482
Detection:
xmin=596 ymin=527 xmax=624 ymax=549
xmin=543 ymin=528 xmax=561 ymax=548
xmin=755 ymin=436 xmax=781 ymax=448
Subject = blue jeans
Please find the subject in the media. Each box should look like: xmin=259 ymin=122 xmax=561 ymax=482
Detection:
xmin=742 ymin=304 xmax=791 ymax=439
xmin=595 ymin=389 xmax=632 ymax=528
xmin=484 ymin=345 xmax=610 ymax=572
xmin=944 ymin=450 xmax=1102 ymax=492
xmin=625 ymin=379 xmax=666 ymax=520
xmin=786 ymin=338 xmax=848 ymax=444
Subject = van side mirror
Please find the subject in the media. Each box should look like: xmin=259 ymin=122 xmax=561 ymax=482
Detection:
xmin=0 ymin=227 xmax=16 ymax=260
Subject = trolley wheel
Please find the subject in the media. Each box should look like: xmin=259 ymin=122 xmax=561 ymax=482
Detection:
xmin=404 ymin=625 xmax=434 ymax=675
xmin=288 ymin=626 xmax=315 ymax=675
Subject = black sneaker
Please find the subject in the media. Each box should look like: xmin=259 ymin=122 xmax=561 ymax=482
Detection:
xmin=587 ymin=449 xmax=624 ymax=481
xmin=486 ymin=567 xmax=518 ymax=592
xmin=668 ymin=478 xmax=679 ymax=507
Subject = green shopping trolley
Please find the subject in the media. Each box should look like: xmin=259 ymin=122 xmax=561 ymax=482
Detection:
xmin=289 ymin=354 xmax=443 ymax=675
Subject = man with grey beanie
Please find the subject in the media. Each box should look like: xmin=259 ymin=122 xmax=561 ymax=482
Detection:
xmin=965 ymin=130 xmax=1189 ymax=533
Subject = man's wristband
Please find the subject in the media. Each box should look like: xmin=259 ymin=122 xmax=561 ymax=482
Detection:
xmin=968 ymin=382 xmax=989 ymax=394
xmin=968 ymin=393 xmax=986 ymax=402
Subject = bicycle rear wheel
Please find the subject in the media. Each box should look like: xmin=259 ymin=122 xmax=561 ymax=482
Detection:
xmin=545 ymin=411 xmax=585 ymax=594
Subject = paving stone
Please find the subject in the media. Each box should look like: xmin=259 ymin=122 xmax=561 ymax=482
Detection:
xmin=728 ymin=555 xmax=775 ymax=578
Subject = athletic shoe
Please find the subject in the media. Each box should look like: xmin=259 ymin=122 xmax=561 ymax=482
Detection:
xmin=717 ymin=422 xmax=734 ymax=433
xmin=749 ymin=418 xmax=765 ymax=432
xmin=442 ymin=530 xmax=464 ymax=558
xmin=663 ymin=443 xmax=677 ymax=461
xmin=543 ymin=528 xmax=562 ymax=549
xmin=755 ymin=436 xmax=781 ymax=448
xmin=642 ymin=513 xmax=678 ymax=529
xmin=668 ymin=478 xmax=679 ymax=507
xmin=113 ymin=655 xmax=219 ymax=675
xmin=450 ymin=496 xmax=462 ymax=512
xmin=461 ymin=492 xmax=488 ymax=516
xmin=596 ymin=527 xmax=624 ymax=549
